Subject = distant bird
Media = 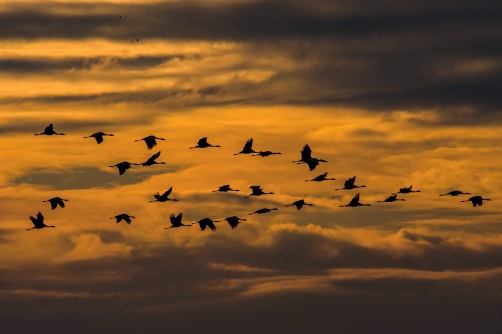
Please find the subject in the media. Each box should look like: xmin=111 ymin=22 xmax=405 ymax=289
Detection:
xmin=190 ymin=137 xmax=221 ymax=149
xmin=119 ymin=16 xmax=121 ymax=18
xmin=339 ymin=193 xmax=371 ymax=207
xmin=35 ymin=123 xmax=65 ymax=136
xmin=244 ymin=186 xmax=274 ymax=198
xmin=110 ymin=214 xmax=135 ymax=224
xmin=137 ymin=39 xmax=139 ymax=42
xmin=149 ymin=187 xmax=178 ymax=202
xmin=43 ymin=197 xmax=68 ymax=210
xmin=213 ymin=185 xmax=239 ymax=192
xmin=137 ymin=151 xmax=166 ymax=166
xmin=249 ymin=208 xmax=278 ymax=215
xmin=377 ymin=194 xmax=405 ymax=203
xmin=335 ymin=176 xmax=366 ymax=191
xmin=84 ymin=132 xmax=114 ymax=144
xmin=165 ymin=213 xmax=191 ymax=229
xmin=439 ymin=190 xmax=471 ymax=196
xmin=397 ymin=185 xmax=421 ymax=194
xmin=191 ymin=218 xmax=219 ymax=232
xmin=252 ymin=151 xmax=282 ymax=157
xmin=461 ymin=196 xmax=491 ymax=207
xmin=26 ymin=212 xmax=55 ymax=231
xmin=306 ymin=172 xmax=336 ymax=182
xmin=109 ymin=161 xmax=135 ymax=175
xmin=135 ymin=135 xmax=165 ymax=150
xmin=286 ymin=199 xmax=314 ymax=210
xmin=234 ymin=138 xmax=256 ymax=155
xmin=219 ymin=216 xmax=247 ymax=229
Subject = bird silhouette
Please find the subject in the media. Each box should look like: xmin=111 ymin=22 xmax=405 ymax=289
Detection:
xmin=461 ymin=196 xmax=491 ymax=207
xmin=234 ymin=138 xmax=256 ymax=155
xmin=137 ymin=39 xmax=139 ymax=42
xmin=110 ymin=214 xmax=135 ymax=224
xmin=135 ymin=135 xmax=165 ymax=150
xmin=397 ymin=185 xmax=421 ymax=194
xmin=165 ymin=213 xmax=191 ymax=229
xmin=149 ymin=187 xmax=178 ymax=202
xmin=252 ymin=151 xmax=282 ymax=157
xmin=293 ymin=144 xmax=313 ymax=163
xmin=35 ymin=123 xmax=65 ymax=136
xmin=26 ymin=212 xmax=55 ymax=231
xmin=304 ymin=158 xmax=327 ymax=171
xmin=218 ymin=216 xmax=247 ymax=229
xmin=213 ymin=185 xmax=239 ymax=192
xmin=191 ymin=218 xmax=219 ymax=232
xmin=377 ymin=194 xmax=405 ymax=203
xmin=136 ymin=151 xmax=166 ymax=166
xmin=249 ymin=208 xmax=278 ymax=215
xmin=286 ymin=199 xmax=314 ymax=210
xmin=244 ymin=186 xmax=274 ymax=198
xmin=84 ymin=132 xmax=114 ymax=144
xmin=43 ymin=197 xmax=68 ymax=210
xmin=109 ymin=161 xmax=135 ymax=175
xmin=190 ymin=137 xmax=221 ymax=149
xmin=306 ymin=172 xmax=336 ymax=182
xmin=335 ymin=176 xmax=366 ymax=191
xmin=439 ymin=190 xmax=471 ymax=196
xmin=339 ymin=193 xmax=371 ymax=207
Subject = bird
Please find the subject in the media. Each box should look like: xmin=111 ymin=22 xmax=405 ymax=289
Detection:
xmin=137 ymin=39 xmax=139 ymax=42
xmin=397 ymin=185 xmax=421 ymax=194
xmin=252 ymin=151 xmax=282 ymax=157
xmin=439 ymin=190 xmax=471 ymax=196
xmin=286 ymin=199 xmax=314 ymax=210
xmin=218 ymin=216 xmax=247 ymax=229
xmin=191 ymin=218 xmax=219 ymax=232
xmin=461 ymin=196 xmax=491 ymax=207
xmin=339 ymin=193 xmax=371 ymax=207
xmin=303 ymin=158 xmax=327 ymax=171
xmin=293 ymin=144 xmax=313 ymax=163
xmin=43 ymin=197 xmax=68 ymax=210
xmin=26 ymin=212 xmax=55 ymax=231
xmin=249 ymin=208 xmax=278 ymax=215
xmin=110 ymin=214 xmax=135 ymax=224
xmin=335 ymin=176 xmax=366 ymax=191
xmin=137 ymin=151 xmax=166 ymax=166
xmin=149 ymin=187 xmax=178 ymax=202
xmin=244 ymin=186 xmax=274 ymax=198
xmin=190 ymin=137 xmax=221 ymax=149
xmin=84 ymin=132 xmax=114 ymax=144
xmin=35 ymin=123 xmax=65 ymax=136
xmin=165 ymin=213 xmax=191 ymax=229
xmin=377 ymin=194 xmax=405 ymax=203
xmin=234 ymin=138 xmax=256 ymax=155
xmin=306 ymin=172 xmax=336 ymax=182
xmin=119 ymin=16 xmax=121 ymax=18
xmin=109 ymin=161 xmax=135 ymax=175
xmin=135 ymin=135 xmax=165 ymax=150
xmin=213 ymin=185 xmax=239 ymax=192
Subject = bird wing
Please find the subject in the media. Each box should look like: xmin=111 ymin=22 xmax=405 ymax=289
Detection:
xmin=124 ymin=216 xmax=132 ymax=224
xmin=29 ymin=216 xmax=37 ymax=226
xmin=117 ymin=164 xmax=128 ymax=175
xmin=37 ymin=212 xmax=44 ymax=224
xmin=198 ymin=137 xmax=208 ymax=146
xmin=145 ymin=137 xmax=156 ymax=149
xmin=348 ymin=193 xmax=360 ymax=206
xmin=243 ymin=138 xmax=253 ymax=151
xmin=95 ymin=135 xmax=104 ymax=144
xmin=176 ymin=213 xmax=183 ymax=225
xmin=116 ymin=215 xmax=123 ymax=223
xmin=146 ymin=151 xmax=161 ymax=163
xmin=345 ymin=176 xmax=355 ymax=187
xmin=250 ymin=186 xmax=261 ymax=191
xmin=169 ymin=213 xmax=175 ymax=224
xmin=388 ymin=194 xmax=397 ymax=201
xmin=57 ymin=198 xmax=65 ymax=208
xmin=46 ymin=124 xmax=54 ymax=132
xmin=321 ymin=172 xmax=328 ymax=178
xmin=206 ymin=221 xmax=217 ymax=232
xmin=306 ymin=159 xmax=318 ymax=171
xmin=301 ymin=144 xmax=312 ymax=160
xmin=163 ymin=187 xmax=173 ymax=198
xmin=49 ymin=199 xmax=57 ymax=210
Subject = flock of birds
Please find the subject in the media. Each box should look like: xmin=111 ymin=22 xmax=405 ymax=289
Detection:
xmin=27 ymin=123 xmax=492 ymax=232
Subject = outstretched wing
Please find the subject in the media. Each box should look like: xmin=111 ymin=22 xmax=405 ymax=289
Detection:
xmin=243 ymin=138 xmax=253 ymax=151
xmin=169 ymin=213 xmax=176 ymax=225
xmin=46 ymin=124 xmax=54 ymax=132
xmin=301 ymin=144 xmax=312 ymax=160
xmin=124 ymin=216 xmax=132 ymax=224
xmin=95 ymin=135 xmax=104 ymax=144
xmin=146 ymin=151 xmax=161 ymax=164
xmin=345 ymin=176 xmax=356 ymax=187
xmin=226 ymin=217 xmax=240 ymax=229
xmin=198 ymin=137 xmax=208 ymax=146
xmin=348 ymin=193 xmax=360 ymax=206
xmin=206 ymin=221 xmax=217 ymax=232
xmin=29 ymin=216 xmax=37 ymax=226
xmin=306 ymin=159 xmax=318 ymax=171
xmin=37 ymin=212 xmax=44 ymax=224
xmin=321 ymin=172 xmax=328 ymax=178
xmin=145 ymin=137 xmax=157 ymax=150
xmin=49 ymin=200 xmax=57 ymax=210
xmin=162 ymin=187 xmax=173 ymax=198
xmin=176 ymin=213 xmax=183 ymax=225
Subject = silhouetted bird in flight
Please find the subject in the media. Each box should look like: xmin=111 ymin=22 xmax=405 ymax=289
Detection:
xmin=397 ymin=185 xmax=421 ymax=194
xmin=109 ymin=161 xmax=135 ymax=175
xmin=294 ymin=144 xmax=327 ymax=170
xmin=190 ymin=137 xmax=221 ymax=149
xmin=135 ymin=135 xmax=165 ymax=150
xmin=137 ymin=39 xmax=139 ymax=42
xmin=244 ymin=186 xmax=274 ymax=198
xmin=249 ymin=208 xmax=278 ymax=215
xmin=165 ymin=213 xmax=190 ymax=229
xmin=213 ymin=185 xmax=239 ymax=192
xmin=192 ymin=218 xmax=219 ymax=232
xmin=286 ymin=199 xmax=314 ymax=210
xmin=252 ymin=151 xmax=282 ymax=157
xmin=377 ymin=194 xmax=405 ymax=203
xmin=304 ymin=158 xmax=327 ymax=171
xmin=335 ymin=176 xmax=366 ymax=191
xmin=84 ymin=132 xmax=114 ymax=144
xmin=461 ymin=196 xmax=491 ymax=207
xmin=26 ymin=212 xmax=55 ymax=231
xmin=439 ymin=190 xmax=471 ymax=196
xmin=43 ymin=197 xmax=68 ymax=210
xmin=339 ymin=193 xmax=371 ymax=207
xmin=35 ymin=123 xmax=65 ymax=136
xmin=219 ymin=216 xmax=247 ymax=229
xmin=234 ymin=138 xmax=256 ymax=155
xmin=306 ymin=172 xmax=336 ymax=182
xmin=149 ymin=187 xmax=178 ymax=202
xmin=137 ymin=151 xmax=166 ymax=166
xmin=110 ymin=214 xmax=135 ymax=224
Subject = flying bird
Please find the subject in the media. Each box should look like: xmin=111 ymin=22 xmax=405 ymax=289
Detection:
xmin=461 ymin=196 xmax=491 ymax=207
xmin=213 ymin=185 xmax=239 ymax=192
xmin=304 ymin=158 xmax=327 ymax=171
xmin=335 ymin=176 xmax=366 ymax=191
xmin=137 ymin=151 xmax=166 ymax=166
xmin=252 ymin=151 xmax=282 ymax=157
xmin=234 ymin=138 xmax=256 ymax=155
xmin=244 ymin=186 xmax=274 ymax=198
xmin=219 ymin=216 xmax=247 ymax=229
xmin=190 ymin=137 xmax=221 ymax=149
xmin=377 ymin=194 xmax=405 ymax=203
xmin=135 ymin=135 xmax=165 ymax=150
xmin=26 ymin=212 xmax=55 ymax=231
xmin=286 ymin=199 xmax=314 ymax=210
xmin=43 ymin=197 xmax=68 ymax=210
xmin=191 ymin=218 xmax=219 ymax=232
xmin=109 ymin=161 xmax=135 ymax=175
xmin=110 ymin=214 xmax=135 ymax=224
xmin=397 ymin=185 xmax=421 ymax=194
xmin=249 ymin=208 xmax=278 ymax=215
xmin=149 ymin=187 xmax=178 ymax=202
xmin=84 ymin=132 xmax=114 ymax=144
xmin=439 ymin=190 xmax=471 ymax=196
xmin=165 ymin=213 xmax=191 ymax=229
xmin=35 ymin=123 xmax=65 ymax=136
xmin=339 ymin=193 xmax=371 ymax=207
xmin=293 ymin=144 xmax=313 ymax=163
xmin=306 ymin=172 xmax=336 ymax=182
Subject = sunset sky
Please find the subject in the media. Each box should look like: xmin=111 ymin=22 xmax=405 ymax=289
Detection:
xmin=1 ymin=0 xmax=502 ymax=333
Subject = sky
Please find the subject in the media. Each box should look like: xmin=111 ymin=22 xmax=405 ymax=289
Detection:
xmin=1 ymin=0 xmax=502 ymax=333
